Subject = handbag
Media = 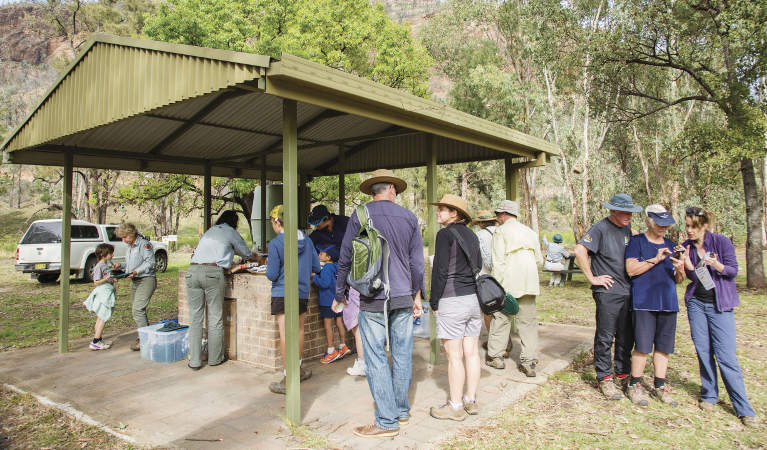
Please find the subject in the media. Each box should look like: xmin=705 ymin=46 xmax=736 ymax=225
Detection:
xmin=448 ymin=227 xmax=506 ymax=315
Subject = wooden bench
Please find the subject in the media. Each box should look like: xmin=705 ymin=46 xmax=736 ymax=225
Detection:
xmin=542 ymin=255 xmax=582 ymax=285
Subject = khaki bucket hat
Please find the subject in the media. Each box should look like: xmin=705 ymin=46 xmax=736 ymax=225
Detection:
xmin=430 ymin=194 xmax=472 ymax=221
xmin=472 ymin=210 xmax=497 ymax=224
xmin=359 ymin=169 xmax=408 ymax=195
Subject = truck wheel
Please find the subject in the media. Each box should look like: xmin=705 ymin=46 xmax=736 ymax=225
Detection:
xmin=83 ymin=255 xmax=97 ymax=282
xmin=155 ymin=251 xmax=168 ymax=273
xmin=37 ymin=273 xmax=59 ymax=284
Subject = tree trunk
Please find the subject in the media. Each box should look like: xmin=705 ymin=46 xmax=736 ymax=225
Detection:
xmin=632 ymin=124 xmax=652 ymax=203
xmin=762 ymin=156 xmax=766 ymax=246
xmin=740 ymin=157 xmax=766 ymax=289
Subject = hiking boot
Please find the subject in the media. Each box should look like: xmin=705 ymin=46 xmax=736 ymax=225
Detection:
xmin=130 ymin=339 xmax=140 ymax=351
xmin=300 ymin=367 xmax=312 ymax=381
xmin=337 ymin=345 xmax=352 ymax=359
xmin=599 ymin=378 xmax=623 ymax=401
xmin=321 ymin=349 xmax=341 ymax=364
xmin=89 ymin=340 xmax=110 ymax=350
xmin=430 ymin=403 xmax=468 ymax=421
xmin=699 ymin=400 xmax=716 ymax=411
xmin=627 ymin=382 xmax=648 ymax=406
xmin=353 ymin=424 xmax=399 ymax=438
xmin=464 ymin=400 xmax=479 ymax=415
xmin=347 ymin=358 xmax=367 ymax=376
xmin=740 ymin=416 xmax=757 ymax=428
xmin=269 ymin=377 xmax=286 ymax=394
xmin=486 ymin=357 xmax=505 ymax=370
xmin=652 ymin=385 xmax=678 ymax=406
xmin=518 ymin=362 xmax=536 ymax=377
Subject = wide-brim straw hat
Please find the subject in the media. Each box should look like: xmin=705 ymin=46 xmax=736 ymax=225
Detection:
xmin=430 ymin=194 xmax=472 ymax=221
xmin=359 ymin=169 xmax=408 ymax=195
xmin=472 ymin=210 xmax=497 ymax=224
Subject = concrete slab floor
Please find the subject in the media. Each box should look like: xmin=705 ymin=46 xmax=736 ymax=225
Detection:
xmin=0 ymin=322 xmax=593 ymax=449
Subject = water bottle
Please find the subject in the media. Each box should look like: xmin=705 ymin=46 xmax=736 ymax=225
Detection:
xmin=413 ymin=316 xmax=421 ymax=326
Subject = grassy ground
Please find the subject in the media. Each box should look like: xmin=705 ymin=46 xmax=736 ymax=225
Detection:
xmin=0 ymin=386 xmax=132 ymax=449
xmin=0 ymin=251 xmax=190 ymax=351
xmin=446 ymin=253 xmax=766 ymax=449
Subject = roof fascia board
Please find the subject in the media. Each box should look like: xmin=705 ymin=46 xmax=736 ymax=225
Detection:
xmin=266 ymin=54 xmax=558 ymax=158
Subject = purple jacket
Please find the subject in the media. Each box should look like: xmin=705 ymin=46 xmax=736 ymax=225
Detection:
xmin=335 ymin=200 xmax=425 ymax=305
xmin=682 ymin=232 xmax=739 ymax=311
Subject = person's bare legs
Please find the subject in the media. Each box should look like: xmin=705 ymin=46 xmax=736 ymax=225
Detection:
xmin=443 ymin=339 xmax=466 ymax=404
xmin=277 ymin=313 xmax=306 ymax=368
xmin=462 ymin=336 xmax=480 ymax=401
xmin=653 ymin=351 xmax=669 ymax=379
xmin=94 ymin=318 xmax=106 ymax=340
xmin=335 ymin=316 xmax=347 ymax=348
xmin=323 ymin=317 xmax=335 ymax=349
xmin=353 ymin=325 xmax=364 ymax=360
xmin=631 ymin=350 xmax=648 ymax=378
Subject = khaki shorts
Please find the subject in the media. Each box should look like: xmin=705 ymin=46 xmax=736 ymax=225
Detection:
xmin=436 ymin=294 xmax=482 ymax=340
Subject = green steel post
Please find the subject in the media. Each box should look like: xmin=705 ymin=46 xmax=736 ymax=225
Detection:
xmin=426 ymin=135 xmax=439 ymax=365
xmin=59 ymin=151 xmax=73 ymax=353
xmin=282 ymin=99 xmax=301 ymax=425
xmin=204 ymin=163 xmax=212 ymax=230
xmin=338 ymin=146 xmax=345 ymax=215
xmin=504 ymin=157 xmax=518 ymax=201
xmin=260 ymin=156 xmax=267 ymax=252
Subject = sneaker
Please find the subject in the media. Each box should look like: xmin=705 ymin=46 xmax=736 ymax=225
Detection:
xmin=518 ymin=362 xmax=536 ymax=377
xmin=321 ymin=349 xmax=341 ymax=364
xmin=269 ymin=377 xmax=286 ymax=395
xmin=464 ymin=400 xmax=479 ymax=415
xmin=347 ymin=359 xmax=367 ymax=376
xmin=486 ymin=357 xmax=505 ymax=370
xmin=430 ymin=403 xmax=468 ymax=421
xmin=699 ymin=400 xmax=716 ymax=411
xmin=740 ymin=416 xmax=757 ymax=428
xmin=599 ymin=378 xmax=623 ymax=401
xmin=398 ymin=417 xmax=409 ymax=427
xmin=652 ymin=385 xmax=678 ymax=406
xmin=353 ymin=424 xmax=399 ymax=438
xmin=627 ymin=382 xmax=648 ymax=406
xmin=300 ymin=367 xmax=312 ymax=381
xmin=89 ymin=340 xmax=110 ymax=350
xmin=337 ymin=345 xmax=352 ymax=359
xmin=130 ymin=338 xmax=140 ymax=351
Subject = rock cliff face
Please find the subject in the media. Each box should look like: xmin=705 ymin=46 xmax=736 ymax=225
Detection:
xmin=0 ymin=5 xmax=59 ymax=65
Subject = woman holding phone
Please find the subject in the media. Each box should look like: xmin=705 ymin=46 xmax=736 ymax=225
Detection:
xmin=682 ymin=207 xmax=756 ymax=427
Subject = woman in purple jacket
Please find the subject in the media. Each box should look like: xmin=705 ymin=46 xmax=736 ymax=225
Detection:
xmin=682 ymin=207 xmax=756 ymax=427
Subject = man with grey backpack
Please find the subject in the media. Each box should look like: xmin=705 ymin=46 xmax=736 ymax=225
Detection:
xmin=335 ymin=169 xmax=425 ymax=439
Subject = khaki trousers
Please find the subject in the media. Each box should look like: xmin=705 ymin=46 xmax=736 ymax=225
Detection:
xmin=131 ymin=276 xmax=157 ymax=328
xmin=185 ymin=265 xmax=226 ymax=367
xmin=488 ymin=295 xmax=537 ymax=363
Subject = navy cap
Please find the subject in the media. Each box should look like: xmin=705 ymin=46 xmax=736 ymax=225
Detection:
xmin=647 ymin=211 xmax=675 ymax=226
xmin=317 ymin=244 xmax=340 ymax=262
xmin=308 ymin=205 xmax=330 ymax=226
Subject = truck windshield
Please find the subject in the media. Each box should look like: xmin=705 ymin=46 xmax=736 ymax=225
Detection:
xmin=20 ymin=223 xmax=61 ymax=244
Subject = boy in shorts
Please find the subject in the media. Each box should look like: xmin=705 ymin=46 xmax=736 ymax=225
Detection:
xmin=266 ymin=205 xmax=321 ymax=394
xmin=312 ymin=245 xmax=351 ymax=363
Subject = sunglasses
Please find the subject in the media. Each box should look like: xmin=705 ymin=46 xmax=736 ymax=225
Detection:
xmin=686 ymin=207 xmax=704 ymax=217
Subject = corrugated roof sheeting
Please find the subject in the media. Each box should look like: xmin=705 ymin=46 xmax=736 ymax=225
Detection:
xmin=4 ymin=40 xmax=263 ymax=152
xmin=299 ymin=113 xmax=391 ymax=142
xmin=53 ymin=115 xmax=180 ymax=153
xmin=162 ymin=124 xmax=280 ymax=159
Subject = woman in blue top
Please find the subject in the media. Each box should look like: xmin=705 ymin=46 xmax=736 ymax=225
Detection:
xmin=624 ymin=205 xmax=686 ymax=406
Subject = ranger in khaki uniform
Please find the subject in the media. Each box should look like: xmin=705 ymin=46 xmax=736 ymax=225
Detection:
xmin=114 ymin=223 xmax=156 ymax=351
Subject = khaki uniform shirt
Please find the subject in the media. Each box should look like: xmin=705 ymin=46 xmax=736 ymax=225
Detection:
xmin=491 ymin=218 xmax=542 ymax=298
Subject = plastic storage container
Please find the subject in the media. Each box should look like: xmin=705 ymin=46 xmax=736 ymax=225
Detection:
xmin=138 ymin=322 xmax=189 ymax=363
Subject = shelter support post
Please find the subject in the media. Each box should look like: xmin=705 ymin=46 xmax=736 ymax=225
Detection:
xmin=204 ymin=163 xmax=212 ymax=230
xmin=260 ymin=156 xmax=267 ymax=252
xmin=338 ymin=146 xmax=345 ymax=215
xmin=504 ymin=157 xmax=519 ymax=201
xmin=58 ymin=151 xmax=73 ymax=353
xmin=426 ymin=135 xmax=439 ymax=365
xmin=282 ymin=99 xmax=301 ymax=425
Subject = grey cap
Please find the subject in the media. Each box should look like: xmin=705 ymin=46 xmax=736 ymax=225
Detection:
xmin=494 ymin=200 xmax=519 ymax=217
xmin=602 ymin=193 xmax=642 ymax=213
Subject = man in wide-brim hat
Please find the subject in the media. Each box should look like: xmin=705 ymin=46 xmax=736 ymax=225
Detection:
xmin=335 ymin=168 xmax=424 ymax=438
xmin=574 ymin=193 xmax=642 ymax=401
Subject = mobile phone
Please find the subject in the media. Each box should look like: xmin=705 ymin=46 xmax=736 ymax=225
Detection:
xmin=672 ymin=251 xmax=682 ymax=260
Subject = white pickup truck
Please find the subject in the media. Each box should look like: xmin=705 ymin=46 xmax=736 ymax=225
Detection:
xmin=15 ymin=219 xmax=168 ymax=283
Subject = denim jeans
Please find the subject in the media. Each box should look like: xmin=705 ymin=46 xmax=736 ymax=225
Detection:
xmin=358 ymin=307 xmax=414 ymax=430
xmin=687 ymin=298 xmax=755 ymax=417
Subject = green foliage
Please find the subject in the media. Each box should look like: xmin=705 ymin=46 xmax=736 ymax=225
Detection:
xmin=144 ymin=0 xmax=432 ymax=96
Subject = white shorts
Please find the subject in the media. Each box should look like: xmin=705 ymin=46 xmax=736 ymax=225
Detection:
xmin=436 ymin=294 xmax=482 ymax=340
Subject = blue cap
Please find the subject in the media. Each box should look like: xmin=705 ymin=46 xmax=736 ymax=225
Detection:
xmin=308 ymin=205 xmax=330 ymax=226
xmin=602 ymin=193 xmax=642 ymax=213
xmin=317 ymin=244 xmax=340 ymax=262
xmin=647 ymin=211 xmax=675 ymax=226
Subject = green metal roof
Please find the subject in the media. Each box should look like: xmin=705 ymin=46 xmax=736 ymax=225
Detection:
xmin=2 ymin=34 xmax=557 ymax=179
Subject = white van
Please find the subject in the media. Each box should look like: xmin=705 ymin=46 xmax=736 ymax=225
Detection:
xmin=15 ymin=219 xmax=168 ymax=283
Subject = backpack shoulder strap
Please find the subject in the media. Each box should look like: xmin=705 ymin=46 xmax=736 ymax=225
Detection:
xmin=356 ymin=204 xmax=369 ymax=228
xmin=448 ymin=226 xmax=481 ymax=277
